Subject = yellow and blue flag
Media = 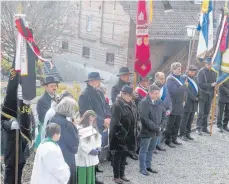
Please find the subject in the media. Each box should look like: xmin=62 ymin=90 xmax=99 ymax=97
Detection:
xmin=196 ymin=0 xmax=214 ymax=60
xmin=212 ymin=10 xmax=229 ymax=84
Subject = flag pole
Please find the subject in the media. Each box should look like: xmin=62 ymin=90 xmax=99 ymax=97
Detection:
xmin=209 ymin=87 xmax=218 ymax=136
xmin=15 ymin=3 xmax=23 ymax=184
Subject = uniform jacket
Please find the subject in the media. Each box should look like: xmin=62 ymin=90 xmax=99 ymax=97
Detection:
xmin=1 ymin=120 xmax=28 ymax=166
xmin=76 ymin=126 xmax=101 ymax=167
xmin=37 ymin=91 xmax=53 ymax=124
xmin=111 ymin=79 xmax=131 ymax=104
xmin=166 ymin=75 xmax=187 ymax=115
xmin=109 ymin=97 xmax=138 ymax=152
xmin=30 ymin=140 xmax=70 ymax=184
xmin=78 ymin=84 xmax=111 ymax=146
xmin=135 ymin=85 xmax=148 ymax=106
xmin=219 ymin=79 xmax=229 ymax=103
xmin=153 ymin=81 xmax=172 ymax=112
xmin=50 ymin=113 xmax=79 ymax=170
xmin=138 ymin=95 xmax=166 ymax=138
xmin=197 ymin=67 xmax=216 ymax=101
xmin=184 ymin=77 xmax=199 ymax=112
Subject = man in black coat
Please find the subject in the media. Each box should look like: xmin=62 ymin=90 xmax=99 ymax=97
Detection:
xmin=111 ymin=67 xmax=132 ymax=104
xmin=165 ymin=62 xmax=188 ymax=148
xmin=217 ymin=79 xmax=229 ymax=132
xmin=138 ymin=84 xmax=166 ymax=176
xmin=36 ymin=76 xmax=59 ymax=148
xmin=196 ymin=58 xmax=217 ymax=135
xmin=78 ymin=72 xmax=111 ymax=184
xmin=179 ymin=65 xmax=199 ymax=141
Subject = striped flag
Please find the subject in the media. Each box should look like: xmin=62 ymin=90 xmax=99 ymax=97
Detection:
xmin=196 ymin=0 xmax=214 ymax=60
xmin=212 ymin=9 xmax=229 ymax=84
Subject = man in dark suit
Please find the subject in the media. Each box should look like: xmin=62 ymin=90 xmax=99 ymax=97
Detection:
xmin=36 ymin=76 xmax=59 ymax=148
xmin=217 ymin=79 xmax=229 ymax=132
xmin=78 ymin=72 xmax=111 ymax=184
xmin=111 ymin=67 xmax=132 ymax=104
xmin=180 ymin=65 xmax=199 ymax=141
xmin=196 ymin=58 xmax=217 ymax=135
xmin=165 ymin=62 xmax=188 ymax=148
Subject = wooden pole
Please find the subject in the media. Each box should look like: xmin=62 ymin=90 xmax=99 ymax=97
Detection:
xmin=210 ymin=87 xmax=218 ymax=136
xmin=133 ymin=72 xmax=138 ymax=89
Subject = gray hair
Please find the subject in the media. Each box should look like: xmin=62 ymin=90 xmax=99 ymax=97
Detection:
xmin=171 ymin=62 xmax=182 ymax=71
xmin=56 ymin=97 xmax=77 ymax=118
xmin=155 ymin=72 xmax=165 ymax=80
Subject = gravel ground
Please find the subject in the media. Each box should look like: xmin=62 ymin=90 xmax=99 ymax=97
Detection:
xmin=1 ymin=125 xmax=228 ymax=184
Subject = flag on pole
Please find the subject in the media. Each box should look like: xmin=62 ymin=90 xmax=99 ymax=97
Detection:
xmin=149 ymin=0 xmax=153 ymax=23
xmin=135 ymin=0 xmax=151 ymax=78
xmin=196 ymin=0 xmax=214 ymax=60
xmin=212 ymin=9 xmax=229 ymax=85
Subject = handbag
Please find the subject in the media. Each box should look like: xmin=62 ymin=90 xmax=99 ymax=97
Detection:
xmin=98 ymin=128 xmax=110 ymax=163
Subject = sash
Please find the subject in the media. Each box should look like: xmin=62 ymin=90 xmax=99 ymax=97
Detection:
xmin=160 ymin=86 xmax=167 ymax=101
xmin=135 ymin=86 xmax=148 ymax=97
xmin=188 ymin=77 xmax=198 ymax=95
xmin=170 ymin=75 xmax=183 ymax=86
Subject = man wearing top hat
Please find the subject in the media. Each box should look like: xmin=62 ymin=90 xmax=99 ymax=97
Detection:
xmin=78 ymin=72 xmax=111 ymax=184
xmin=135 ymin=76 xmax=150 ymax=106
xmin=196 ymin=58 xmax=217 ymax=135
xmin=179 ymin=65 xmax=199 ymax=141
xmin=36 ymin=76 xmax=59 ymax=148
xmin=111 ymin=67 xmax=132 ymax=104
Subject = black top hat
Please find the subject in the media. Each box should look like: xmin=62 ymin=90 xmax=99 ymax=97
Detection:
xmin=43 ymin=76 xmax=59 ymax=85
xmin=121 ymin=85 xmax=133 ymax=94
xmin=117 ymin=67 xmax=133 ymax=76
xmin=85 ymin=72 xmax=104 ymax=82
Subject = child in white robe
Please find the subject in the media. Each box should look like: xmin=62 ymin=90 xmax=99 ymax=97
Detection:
xmin=31 ymin=123 xmax=70 ymax=184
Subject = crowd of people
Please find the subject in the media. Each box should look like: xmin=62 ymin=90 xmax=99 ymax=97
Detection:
xmin=1 ymin=58 xmax=229 ymax=184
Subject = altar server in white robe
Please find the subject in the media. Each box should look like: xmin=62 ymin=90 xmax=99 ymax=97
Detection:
xmin=31 ymin=123 xmax=70 ymax=184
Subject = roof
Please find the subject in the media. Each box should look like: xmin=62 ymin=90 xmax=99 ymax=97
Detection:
xmin=120 ymin=1 xmax=224 ymax=41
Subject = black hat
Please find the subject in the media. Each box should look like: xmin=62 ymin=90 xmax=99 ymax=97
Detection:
xmin=121 ymin=85 xmax=133 ymax=94
xmin=117 ymin=67 xmax=133 ymax=76
xmin=85 ymin=72 xmax=104 ymax=82
xmin=188 ymin=65 xmax=198 ymax=71
xmin=138 ymin=75 xmax=152 ymax=82
xmin=204 ymin=57 xmax=212 ymax=64
xmin=43 ymin=76 xmax=59 ymax=85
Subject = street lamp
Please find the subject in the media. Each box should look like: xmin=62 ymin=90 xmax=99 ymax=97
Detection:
xmin=185 ymin=25 xmax=196 ymax=70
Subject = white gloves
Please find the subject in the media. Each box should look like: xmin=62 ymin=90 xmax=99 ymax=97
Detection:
xmin=10 ymin=119 xmax=20 ymax=130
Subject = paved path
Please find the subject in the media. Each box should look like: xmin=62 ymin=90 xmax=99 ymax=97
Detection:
xmin=98 ymin=127 xmax=229 ymax=184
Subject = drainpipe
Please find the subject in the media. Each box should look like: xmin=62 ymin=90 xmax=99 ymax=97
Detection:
xmin=100 ymin=1 xmax=104 ymax=42
xmin=78 ymin=1 xmax=82 ymax=38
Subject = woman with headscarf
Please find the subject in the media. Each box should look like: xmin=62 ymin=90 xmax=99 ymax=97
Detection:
xmin=50 ymin=97 xmax=79 ymax=184
xmin=109 ymin=85 xmax=138 ymax=184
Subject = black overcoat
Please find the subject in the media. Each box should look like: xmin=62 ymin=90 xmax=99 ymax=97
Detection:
xmin=109 ymin=98 xmax=138 ymax=152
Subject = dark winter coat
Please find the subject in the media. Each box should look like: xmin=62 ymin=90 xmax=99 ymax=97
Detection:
xmin=50 ymin=113 xmax=79 ymax=169
xmin=153 ymin=81 xmax=172 ymax=112
xmin=138 ymin=95 xmax=166 ymax=138
xmin=184 ymin=77 xmax=199 ymax=112
xmin=166 ymin=75 xmax=187 ymax=115
xmin=1 ymin=120 xmax=28 ymax=166
xmin=197 ymin=67 xmax=216 ymax=102
xmin=78 ymin=84 xmax=111 ymax=146
xmin=111 ymin=79 xmax=131 ymax=104
xmin=219 ymin=79 xmax=229 ymax=103
xmin=109 ymin=97 xmax=138 ymax=152
xmin=37 ymin=91 xmax=53 ymax=124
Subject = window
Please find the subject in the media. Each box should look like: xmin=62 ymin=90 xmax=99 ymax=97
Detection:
xmin=106 ymin=53 xmax=115 ymax=65
xmin=82 ymin=47 xmax=90 ymax=58
xmin=62 ymin=41 xmax=68 ymax=50
xmin=194 ymin=0 xmax=202 ymax=4
xmin=86 ymin=15 xmax=92 ymax=32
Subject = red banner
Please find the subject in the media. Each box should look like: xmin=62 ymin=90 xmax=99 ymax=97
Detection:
xmin=134 ymin=0 xmax=151 ymax=78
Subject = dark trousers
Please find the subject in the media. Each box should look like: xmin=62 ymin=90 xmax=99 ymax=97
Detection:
xmin=4 ymin=163 xmax=25 ymax=184
xmin=165 ymin=115 xmax=182 ymax=144
xmin=112 ymin=151 xmax=127 ymax=178
xmin=197 ymin=99 xmax=212 ymax=130
xmin=180 ymin=112 xmax=195 ymax=136
xmin=217 ymin=102 xmax=229 ymax=128
xmin=69 ymin=165 xmax=77 ymax=184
